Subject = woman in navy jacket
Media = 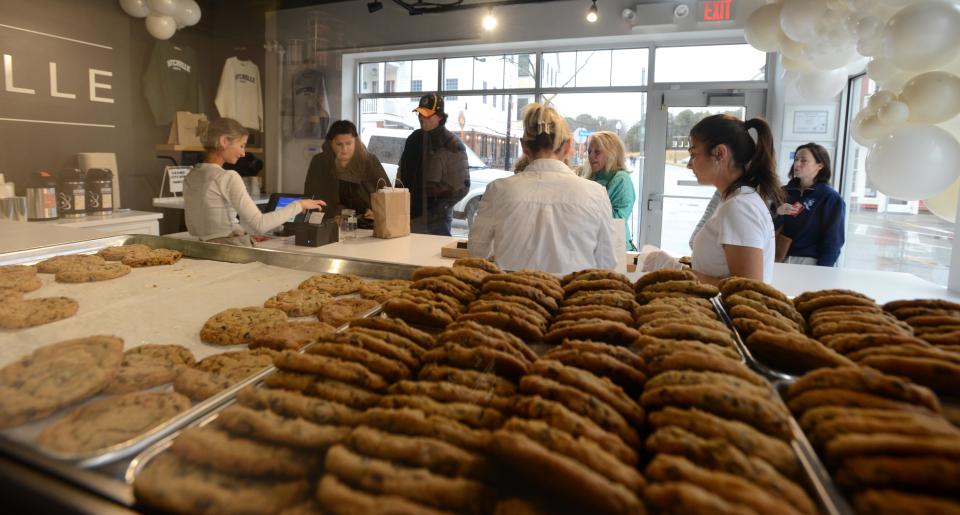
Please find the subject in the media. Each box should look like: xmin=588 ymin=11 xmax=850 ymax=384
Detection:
xmin=774 ymin=143 xmax=845 ymax=266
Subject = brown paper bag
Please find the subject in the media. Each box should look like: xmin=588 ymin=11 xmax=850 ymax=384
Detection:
xmin=167 ymin=112 xmax=207 ymax=146
xmin=775 ymin=227 xmax=792 ymax=263
xmin=371 ymin=182 xmax=410 ymax=238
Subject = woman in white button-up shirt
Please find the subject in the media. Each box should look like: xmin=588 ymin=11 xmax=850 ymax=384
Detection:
xmin=468 ymin=103 xmax=617 ymax=274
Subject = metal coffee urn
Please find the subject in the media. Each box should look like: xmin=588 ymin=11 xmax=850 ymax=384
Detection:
xmin=85 ymin=168 xmax=113 ymax=215
xmin=58 ymin=168 xmax=86 ymax=218
xmin=26 ymin=171 xmax=58 ymax=221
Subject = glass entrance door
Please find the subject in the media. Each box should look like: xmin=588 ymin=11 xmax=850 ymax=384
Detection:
xmin=640 ymin=89 xmax=765 ymax=255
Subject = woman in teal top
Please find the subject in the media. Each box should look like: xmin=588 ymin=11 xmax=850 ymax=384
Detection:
xmin=587 ymin=131 xmax=637 ymax=251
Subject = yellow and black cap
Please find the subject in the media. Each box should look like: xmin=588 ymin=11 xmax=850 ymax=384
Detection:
xmin=413 ymin=93 xmax=444 ymax=117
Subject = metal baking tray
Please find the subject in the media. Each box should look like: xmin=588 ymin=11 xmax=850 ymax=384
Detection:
xmin=708 ymin=297 xmax=853 ymax=515
xmin=773 ymin=381 xmax=855 ymax=515
xmin=0 ymin=234 xmax=402 ymax=507
xmin=710 ymin=296 xmax=797 ymax=382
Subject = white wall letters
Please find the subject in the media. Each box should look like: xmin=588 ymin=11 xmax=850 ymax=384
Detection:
xmin=3 ymin=54 xmax=36 ymax=95
xmin=49 ymin=62 xmax=76 ymax=99
xmin=2 ymin=53 xmax=114 ymax=103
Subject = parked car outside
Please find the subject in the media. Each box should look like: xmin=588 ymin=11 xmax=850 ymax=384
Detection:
xmin=362 ymin=128 xmax=512 ymax=227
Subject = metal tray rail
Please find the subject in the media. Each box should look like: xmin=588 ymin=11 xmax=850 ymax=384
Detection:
xmin=774 ymin=382 xmax=855 ymax=515
xmin=0 ymin=234 xmax=421 ymax=281
xmin=710 ymin=296 xmax=797 ymax=382
xmin=710 ymin=297 xmax=853 ymax=515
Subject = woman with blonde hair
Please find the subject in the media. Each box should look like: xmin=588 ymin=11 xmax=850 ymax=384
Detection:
xmin=586 ymin=131 xmax=636 ymax=251
xmin=469 ymin=103 xmax=617 ymax=273
xmin=184 ymin=117 xmax=324 ymax=246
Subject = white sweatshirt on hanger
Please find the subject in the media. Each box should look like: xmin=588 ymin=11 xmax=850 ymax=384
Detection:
xmin=215 ymin=57 xmax=263 ymax=130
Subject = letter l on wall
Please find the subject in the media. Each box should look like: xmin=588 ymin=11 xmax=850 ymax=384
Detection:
xmin=3 ymin=54 xmax=36 ymax=95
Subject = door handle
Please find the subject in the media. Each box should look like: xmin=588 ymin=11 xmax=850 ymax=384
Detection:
xmin=647 ymin=193 xmax=663 ymax=212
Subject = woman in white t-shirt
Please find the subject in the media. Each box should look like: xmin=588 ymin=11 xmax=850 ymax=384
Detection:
xmin=184 ymin=118 xmax=324 ymax=246
xmin=643 ymin=115 xmax=782 ymax=284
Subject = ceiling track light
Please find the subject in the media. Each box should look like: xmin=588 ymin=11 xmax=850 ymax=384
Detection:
xmin=482 ymin=7 xmax=497 ymax=30
xmin=367 ymin=0 xmax=384 ymax=13
xmin=586 ymin=0 xmax=598 ymax=22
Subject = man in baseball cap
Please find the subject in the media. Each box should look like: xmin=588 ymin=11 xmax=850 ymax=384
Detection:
xmin=397 ymin=93 xmax=469 ymax=236
xmin=413 ymin=93 xmax=444 ymax=118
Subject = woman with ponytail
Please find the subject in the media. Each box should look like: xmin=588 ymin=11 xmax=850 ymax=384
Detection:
xmin=184 ymin=118 xmax=324 ymax=246
xmin=468 ymin=103 xmax=617 ymax=273
xmin=641 ymin=114 xmax=782 ymax=284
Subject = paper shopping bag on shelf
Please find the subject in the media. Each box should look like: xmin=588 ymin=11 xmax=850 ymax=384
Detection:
xmin=371 ymin=180 xmax=410 ymax=239
xmin=168 ymin=112 xmax=207 ymax=146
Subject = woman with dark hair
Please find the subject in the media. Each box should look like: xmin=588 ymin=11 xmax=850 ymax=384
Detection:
xmin=642 ymin=114 xmax=782 ymax=284
xmin=304 ymin=120 xmax=389 ymax=226
xmin=184 ymin=117 xmax=323 ymax=246
xmin=774 ymin=143 xmax=845 ymax=266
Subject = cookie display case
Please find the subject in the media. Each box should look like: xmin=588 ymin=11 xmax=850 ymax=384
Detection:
xmin=0 ymin=234 xmax=405 ymax=510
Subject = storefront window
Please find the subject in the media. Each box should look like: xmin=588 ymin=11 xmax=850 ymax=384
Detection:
xmin=840 ymin=75 xmax=954 ymax=286
xmin=654 ymin=44 xmax=766 ymax=83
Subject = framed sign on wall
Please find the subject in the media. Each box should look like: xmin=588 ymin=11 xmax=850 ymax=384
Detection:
xmin=782 ymin=104 xmax=837 ymax=142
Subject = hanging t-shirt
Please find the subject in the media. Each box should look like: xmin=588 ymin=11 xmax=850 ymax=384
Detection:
xmin=214 ymin=58 xmax=263 ymax=131
xmin=143 ymin=40 xmax=203 ymax=126
xmin=283 ymin=67 xmax=331 ymax=139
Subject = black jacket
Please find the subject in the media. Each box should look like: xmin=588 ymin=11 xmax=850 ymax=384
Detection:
xmin=304 ymin=145 xmax=389 ymax=217
xmin=397 ymin=125 xmax=470 ymax=222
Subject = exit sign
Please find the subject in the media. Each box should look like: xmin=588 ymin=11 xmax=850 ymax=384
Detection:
xmin=700 ymin=0 xmax=733 ymax=22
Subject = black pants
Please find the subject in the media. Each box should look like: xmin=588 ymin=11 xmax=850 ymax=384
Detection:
xmin=411 ymin=209 xmax=453 ymax=236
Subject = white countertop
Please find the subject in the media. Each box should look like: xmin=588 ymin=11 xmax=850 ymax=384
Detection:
xmin=34 ymin=210 xmax=162 ymax=228
xmin=246 ymin=229 xmax=457 ymax=268
xmin=153 ymin=196 xmax=268 ymax=209
xmin=0 ymin=220 xmax=126 ymax=254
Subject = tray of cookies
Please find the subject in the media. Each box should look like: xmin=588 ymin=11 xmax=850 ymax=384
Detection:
xmin=0 ymin=234 xmax=421 ymax=501
xmin=779 ymin=366 xmax=960 ymax=512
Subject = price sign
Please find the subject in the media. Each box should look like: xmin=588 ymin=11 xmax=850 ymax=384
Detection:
xmin=165 ymin=166 xmax=192 ymax=194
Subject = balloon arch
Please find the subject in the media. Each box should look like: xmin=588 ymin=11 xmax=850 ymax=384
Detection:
xmin=745 ymin=0 xmax=960 ymax=222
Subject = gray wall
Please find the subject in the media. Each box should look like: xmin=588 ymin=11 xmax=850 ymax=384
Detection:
xmin=0 ymin=0 xmax=264 ymax=234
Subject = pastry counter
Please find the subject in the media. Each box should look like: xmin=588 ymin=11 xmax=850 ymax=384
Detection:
xmin=1 ymin=229 xmax=958 ymax=514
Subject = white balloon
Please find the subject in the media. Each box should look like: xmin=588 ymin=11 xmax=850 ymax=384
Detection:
xmin=119 ymin=0 xmax=150 ymax=18
xmin=882 ymin=0 xmax=960 ymax=71
xmin=865 ymin=57 xmax=899 ymax=83
xmin=924 ymin=176 xmax=960 ymax=223
xmin=145 ymin=14 xmax=177 ymax=40
xmin=856 ymin=35 xmax=882 ymax=57
xmin=804 ymin=42 xmax=860 ymax=70
xmin=868 ymin=90 xmax=897 ymax=109
xmin=866 ymin=125 xmax=960 ymax=200
xmin=174 ymin=0 xmax=201 ymax=26
xmin=780 ymin=0 xmax=829 ymax=44
xmin=745 ymin=3 xmax=785 ymax=52
xmin=878 ymin=100 xmax=910 ymax=125
xmin=795 ymin=68 xmax=848 ymax=102
xmin=899 ymin=71 xmax=960 ymax=124
xmin=844 ymin=13 xmax=862 ymax=34
xmin=878 ymin=70 xmax=912 ymax=93
xmin=781 ymin=54 xmax=815 ymax=72
xmin=852 ymin=112 xmax=894 ymax=146
xmin=856 ymin=15 xmax=883 ymax=40
xmin=147 ymin=0 xmax=179 ymax=16
xmin=779 ymin=34 xmax=806 ymax=60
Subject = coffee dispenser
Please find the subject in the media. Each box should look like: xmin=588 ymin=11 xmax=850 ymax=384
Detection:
xmin=85 ymin=168 xmax=113 ymax=215
xmin=26 ymin=171 xmax=58 ymax=221
xmin=58 ymin=168 xmax=86 ymax=218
